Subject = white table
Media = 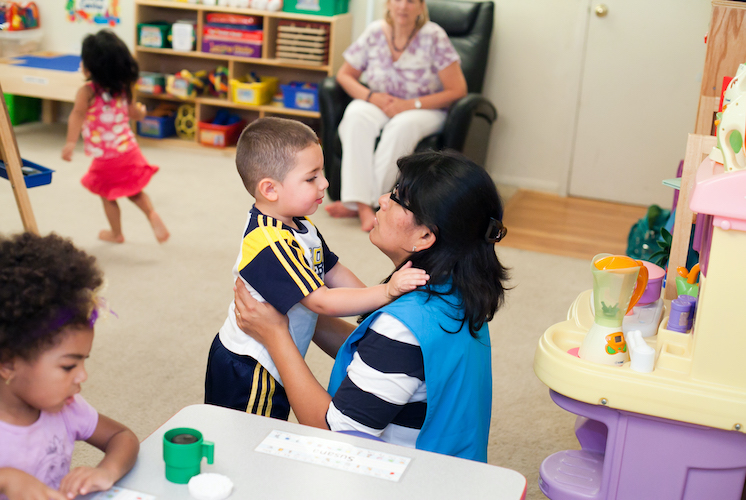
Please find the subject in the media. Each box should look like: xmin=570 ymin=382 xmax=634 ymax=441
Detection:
xmin=102 ymin=404 xmax=526 ymax=499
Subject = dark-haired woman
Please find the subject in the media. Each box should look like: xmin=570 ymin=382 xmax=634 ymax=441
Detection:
xmin=234 ymin=151 xmax=508 ymax=462
xmin=62 ymin=29 xmax=169 ymax=244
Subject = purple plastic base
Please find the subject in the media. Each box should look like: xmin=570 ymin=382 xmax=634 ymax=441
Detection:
xmin=540 ymin=390 xmax=746 ymax=500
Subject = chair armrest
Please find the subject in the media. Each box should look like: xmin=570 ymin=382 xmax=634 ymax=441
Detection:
xmin=319 ymin=76 xmax=353 ymax=130
xmin=441 ymin=93 xmax=497 ymax=151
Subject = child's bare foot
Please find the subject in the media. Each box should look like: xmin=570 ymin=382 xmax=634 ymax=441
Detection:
xmin=325 ymin=201 xmax=358 ymax=218
xmin=149 ymin=212 xmax=170 ymax=243
xmin=359 ymin=205 xmax=376 ymax=232
xmin=99 ymin=230 xmax=125 ymax=243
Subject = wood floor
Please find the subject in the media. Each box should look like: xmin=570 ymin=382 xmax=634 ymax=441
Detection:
xmin=500 ymin=190 xmax=649 ymax=261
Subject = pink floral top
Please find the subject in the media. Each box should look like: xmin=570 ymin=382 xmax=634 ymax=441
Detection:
xmin=82 ymin=83 xmax=136 ymax=159
xmin=343 ymin=20 xmax=460 ymax=101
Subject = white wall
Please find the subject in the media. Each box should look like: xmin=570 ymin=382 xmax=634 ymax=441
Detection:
xmin=36 ymin=0 xmax=136 ymax=53
xmin=33 ymin=0 xmax=591 ymax=195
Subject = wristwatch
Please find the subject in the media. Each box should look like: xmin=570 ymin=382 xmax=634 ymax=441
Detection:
xmin=414 ymin=98 xmax=422 ymax=109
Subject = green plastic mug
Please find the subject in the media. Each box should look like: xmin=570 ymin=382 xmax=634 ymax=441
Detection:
xmin=162 ymin=427 xmax=214 ymax=484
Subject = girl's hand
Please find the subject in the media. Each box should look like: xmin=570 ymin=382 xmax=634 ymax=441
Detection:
xmin=234 ymin=278 xmax=289 ymax=349
xmin=0 ymin=468 xmax=66 ymax=500
xmin=385 ymin=261 xmax=429 ymax=299
xmin=59 ymin=466 xmax=115 ymax=499
xmin=61 ymin=142 xmax=76 ymax=162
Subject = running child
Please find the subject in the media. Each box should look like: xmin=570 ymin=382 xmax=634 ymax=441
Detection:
xmin=0 ymin=232 xmax=139 ymax=500
xmin=62 ymin=29 xmax=169 ymax=244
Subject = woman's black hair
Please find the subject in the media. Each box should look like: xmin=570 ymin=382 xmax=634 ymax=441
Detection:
xmin=0 ymin=233 xmax=103 ymax=362
xmin=384 ymin=150 xmax=510 ymax=337
xmin=81 ymin=29 xmax=139 ymax=102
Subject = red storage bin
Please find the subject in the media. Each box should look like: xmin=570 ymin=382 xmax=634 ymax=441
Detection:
xmin=198 ymin=120 xmax=246 ymax=148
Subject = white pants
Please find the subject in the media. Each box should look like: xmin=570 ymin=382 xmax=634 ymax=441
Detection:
xmin=337 ymin=99 xmax=447 ymax=207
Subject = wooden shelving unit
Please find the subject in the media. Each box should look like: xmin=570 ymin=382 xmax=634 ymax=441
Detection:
xmin=133 ymin=0 xmax=351 ymax=146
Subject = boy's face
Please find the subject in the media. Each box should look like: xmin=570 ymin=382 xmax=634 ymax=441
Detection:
xmin=276 ymin=143 xmax=328 ymax=218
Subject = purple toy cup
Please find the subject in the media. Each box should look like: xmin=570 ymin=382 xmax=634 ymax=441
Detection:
xmin=638 ymin=261 xmax=665 ymax=306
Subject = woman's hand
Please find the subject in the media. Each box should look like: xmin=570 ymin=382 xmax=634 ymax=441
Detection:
xmin=385 ymin=261 xmax=429 ymax=299
xmin=369 ymin=92 xmax=395 ymax=112
xmin=59 ymin=466 xmax=115 ymax=498
xmin=234 ymin=279 xmax=290 ymax=349
xmin=0 ymin=468 xmax=66 ymax=500
xmin=381 ymin=96 xmax=412 ymax=118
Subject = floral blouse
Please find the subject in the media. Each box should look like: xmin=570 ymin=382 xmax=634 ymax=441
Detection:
xmin=343 ymin=20 xmax=460 ymax=100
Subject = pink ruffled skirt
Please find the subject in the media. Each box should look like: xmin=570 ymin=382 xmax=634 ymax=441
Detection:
xmin=81 ymin=146 xmax=159 ymax=201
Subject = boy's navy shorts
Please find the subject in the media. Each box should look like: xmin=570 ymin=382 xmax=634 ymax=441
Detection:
xmin=204 ymin=334 xmax=290 ymax=420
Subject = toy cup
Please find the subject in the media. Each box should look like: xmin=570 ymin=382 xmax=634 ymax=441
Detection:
xmin=163 ymin=428 xmax=214 ymax=484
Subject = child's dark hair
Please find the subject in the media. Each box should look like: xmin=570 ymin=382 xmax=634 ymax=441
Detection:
xmin=81 ymin=29 xmax=139 ymax=102
xmin=0 ymin=233 xmax=103 ymax=362
xmin=384 ymin=150 xmax=510 ymax=337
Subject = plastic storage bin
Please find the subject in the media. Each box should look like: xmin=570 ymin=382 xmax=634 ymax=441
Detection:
xmin=0 ymin=158 xmax=54 ymax=188
xmin=230 ymin=76 xmax=278 ymax=105
xmin=281 ymin=82 xmax=319 ymax=111
xmin=283 ymin=0 xmax=348 ymax=16
xmin=3 ymin=93 xmax=41 ymax=125
xmin=198 ymin=119 xmax=246 ymax=148
xmin=137 ymin=22 xmax=171 ymax=48
xmin=0 ymin=28 xmax=43 ymax=57
xmin=137 ymin=112 xmax=176 ymax=139
xmin=136 ymin=72 xmax=166 ymax=95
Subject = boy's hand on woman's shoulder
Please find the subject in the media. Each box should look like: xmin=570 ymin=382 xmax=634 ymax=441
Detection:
xmin=386 ymin=261 xmax=429 ymax=300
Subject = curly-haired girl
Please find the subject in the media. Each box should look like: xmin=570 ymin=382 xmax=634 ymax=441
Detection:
xmin=0 ymin=232 xmax=139 ymax=500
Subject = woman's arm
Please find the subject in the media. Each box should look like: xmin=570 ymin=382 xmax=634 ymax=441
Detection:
xmin=234 ymin=279 xmax=332 ymax=429
xmin=62 ymin=85 xmax=92 ymax=161
xmin=336 ymin=62 xmax=394 ymax=110
xmin=381 ymin=61 xmax=468 ymax=117
xmin=312 ymin=314 xmax=356 ymax=359
xmin=59 ymin=415 xmax=139 ymax=497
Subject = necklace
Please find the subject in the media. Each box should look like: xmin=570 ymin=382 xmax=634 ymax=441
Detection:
xmin=391 ymin=25 xmax=416 ymax=52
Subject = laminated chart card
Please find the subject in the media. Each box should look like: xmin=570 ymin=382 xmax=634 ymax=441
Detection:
xmin=256 ymin=430 xmax=411 ymax=481
xmin=90 ymin=487 xmax=155 ymax=500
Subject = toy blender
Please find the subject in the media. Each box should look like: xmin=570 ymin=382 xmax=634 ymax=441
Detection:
xmin=578 ymin=254 xmax=648 ymax=366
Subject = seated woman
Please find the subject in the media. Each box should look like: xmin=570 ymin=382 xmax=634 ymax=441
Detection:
xmin=235 ymin=151 xmax=509 ymax=462
xmin=325 ymin=0 xmax=468 ymax=232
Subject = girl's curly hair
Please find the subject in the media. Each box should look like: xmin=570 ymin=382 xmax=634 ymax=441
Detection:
xmin=0 ymin=233 xmax=103 ymax=362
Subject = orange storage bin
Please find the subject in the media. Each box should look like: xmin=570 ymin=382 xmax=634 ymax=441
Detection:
xmin=198 ymin=119 xmax=246 ymax=148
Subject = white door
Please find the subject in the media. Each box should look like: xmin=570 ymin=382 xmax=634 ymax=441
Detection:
xmin=568 ymin=0 xmax=711 ymax=206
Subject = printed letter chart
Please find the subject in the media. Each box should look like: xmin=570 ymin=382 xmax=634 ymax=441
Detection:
xmin=90 ymin=487 xmax=155 ymax=500
xmin=256 ymin=430 xmax=411 ymax=481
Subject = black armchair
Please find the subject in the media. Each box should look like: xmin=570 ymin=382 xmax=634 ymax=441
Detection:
xmin=319 ymin=0 xmax=497 ymax=201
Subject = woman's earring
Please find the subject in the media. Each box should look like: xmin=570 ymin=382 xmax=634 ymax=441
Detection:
xmin=412 ymin=246 xmax=417 ymax=252
xmin=4 ymin=376 xmax=11 ymax=386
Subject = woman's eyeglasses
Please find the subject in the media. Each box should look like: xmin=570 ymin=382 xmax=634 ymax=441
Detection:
xmin=389 ymin=184 xmax=412 ymax=212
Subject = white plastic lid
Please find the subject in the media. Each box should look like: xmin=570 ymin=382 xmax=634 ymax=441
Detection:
xmin=188 ymin=473 xmax=234 ymax=500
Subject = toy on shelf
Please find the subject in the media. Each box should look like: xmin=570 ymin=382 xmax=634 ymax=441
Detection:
xmin=577 ymin=254 xmax=648 ymax=366
xmin=137 ymin=103 xmax=177 ymax=139
xmin=281 ymin=81 xmax=319 ymax=111
xmin=229 ymin=72 xmax=278 ymax=105
xmin=0 ymin=2 xmax=39 ymax=30
xmin=169 ymin=20 xmax=197 ymax=52
xmin=175 ymin=104 xmax=196 ymax=140
xmin=622 ymin=260 xmax=665 ymax=338
xmin=137 ymin=21 xmax=171 ymax=49
xmin=137 ymin=72 xmax=166 ymax=95
xmin=207 ymin=66 xmax=229 ymax=98
xmin=202 ymin=13 xmax=263 ymax=59
xmin=198 ymin=109 xmax=246 ymax=148
xmin=276 ymin=20 xmax=329 ymax=66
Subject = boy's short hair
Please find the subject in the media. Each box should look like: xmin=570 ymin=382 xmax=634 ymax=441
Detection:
xmin=236 ymin=117 xmax=319 ymax=196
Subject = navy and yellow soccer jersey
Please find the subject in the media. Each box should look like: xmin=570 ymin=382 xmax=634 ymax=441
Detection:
xmin=217 ymin=206 xmax=338 ymax=386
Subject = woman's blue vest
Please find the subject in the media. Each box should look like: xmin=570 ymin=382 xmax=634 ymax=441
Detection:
xmin=328 ymin=286 xmax=493 ymax=462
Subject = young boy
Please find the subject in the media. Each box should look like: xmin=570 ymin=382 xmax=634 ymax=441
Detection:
xmin=205 ymin=117 xmax=427 ymax=419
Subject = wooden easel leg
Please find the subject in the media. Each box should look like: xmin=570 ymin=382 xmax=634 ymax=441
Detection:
xmin=0 ymin=83 xmax=39 ymax=235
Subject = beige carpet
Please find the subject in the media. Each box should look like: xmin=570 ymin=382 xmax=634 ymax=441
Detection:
xmin=1 ymin=123 xmax=590 ymax=499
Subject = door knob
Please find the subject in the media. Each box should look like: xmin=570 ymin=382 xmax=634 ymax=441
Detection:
xmin=595 ymin=4 xmax=608 ymax=17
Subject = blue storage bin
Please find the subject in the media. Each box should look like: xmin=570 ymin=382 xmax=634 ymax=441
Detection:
xmin=137 ymin=112 xmax=177 ymax=139
xmin=0 ymin=158 xmax=54 ymax=188
xmin=281 ymin=82 xmax=319 ymax=112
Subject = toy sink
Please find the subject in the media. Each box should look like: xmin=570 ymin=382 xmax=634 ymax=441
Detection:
xmin=534 ymin=288 xmax=745 ymax=433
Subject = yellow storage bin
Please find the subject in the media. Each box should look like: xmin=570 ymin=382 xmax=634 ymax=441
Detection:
xmin=230 ymin=76 xmax=279 ymax=106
